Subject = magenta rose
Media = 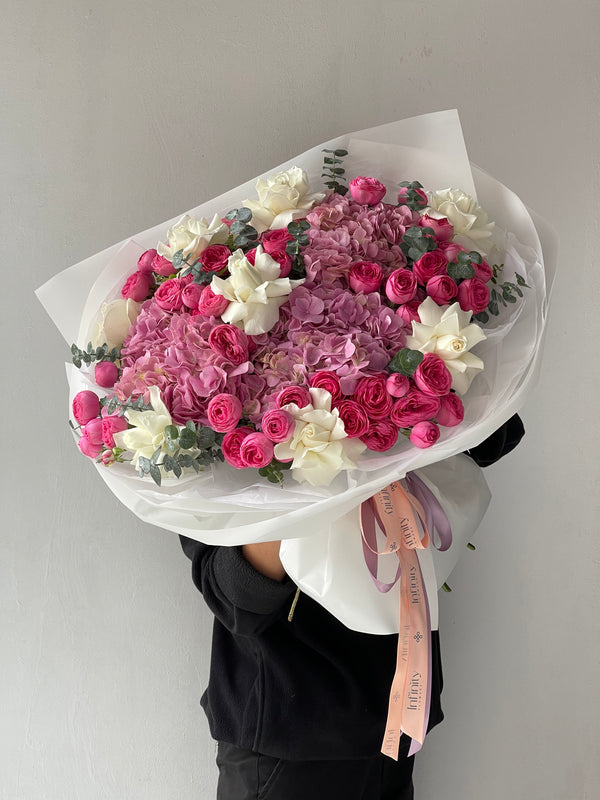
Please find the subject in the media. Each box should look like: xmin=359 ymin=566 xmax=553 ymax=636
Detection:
xmin=94 ymin=361 xmax=119 ymax=388
xmin=268 ymin=249 xmax=292 ymax=278
xmin=395 ymin=300 xmax=421 ymax=327
xmin=101 ymin=414 xmax=129 ymax=447
xmin=334 ymin=400 xmax=370 ymax=438
xmin=473 ymin=259 xmax=493 ymax=283
xmin=412 ymin=250 xmax=448 ymax=285
xmin=208 ymin=324 xmax=249 ymax=365
xmin=419 ymin=214 xmax=453 ymax=242
xmin=151 ymin=253 xmax=175 ymax=277
xmin=240 ymin=432 xmax=274 ymax=468
xmin=457 ymin=278 xmax=490 ymax=314
xmin=436 ymin=393 xmax=465 ymax=427
xmin=438 ymin=241 xmax=467 ymax=262
xmin=261 ymin=228 xmax=293 ymax=255
xmin=200 ymin=244 xmax=231 ymax=274
xmin=309 ymin=371 xmax=343 ymax=403
xmin=349 ymin=176 xmax=386 ymax=205
xmin=78 ymin=433 xmax=103 ymax=458
xmin=353 ymin=374 xmax=393 ymax=420
xmin=385 ymin=373 xmax=410 ymax=398
xmin=410 ymin=420 xmax=441 ymax=449
xmin=260 ymin=409 xmax=295 ymax=443
xmin=276 ymin=386 xmax=312 ymax=409
xmin=198 ymin=285 xmax=230 ymax=317
xmin=222 ymin=426 xmax=254 ymax=469
xmin=72 ymin=390 xmax=100 ymax=425
xmin=426 ymin=275 xmax=458 ymax=305
xmin=413 ymin=353 xmax=452 ymax=397
xmin=207 ymin=393 xmax=243 ymax=433
xmin=83 ymin=417 xmax=104 ymax=446
xmin=181 ymin=282 xmax=204 ymax=310
xmin=154 ymin=278 xmax=184 ymax=311
xmin=348 ymin=261 xmax=384 ymax=294
xmin=137 ymin=248 xmax=158 ymax=274
xmin=390 ymin=390 xmax=441 ymax=427
xmin=121 ymin=270 xmax=153 ymax=302
xmin=360 ymin=420 xmax=399 ymax=452
xmin=386 ymin=268 xmax=417 ymax=304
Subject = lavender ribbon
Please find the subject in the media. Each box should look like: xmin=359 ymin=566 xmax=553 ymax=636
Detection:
xmin=404 ymin=472 xmax=453 ymax=552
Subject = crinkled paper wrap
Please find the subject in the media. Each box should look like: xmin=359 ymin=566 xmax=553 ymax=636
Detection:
xmin=37 ymin=111 xmax=556 ymax=631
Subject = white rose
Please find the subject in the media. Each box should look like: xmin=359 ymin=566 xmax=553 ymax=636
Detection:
xmin=243 ymin=167 xmax=325 ymax=233
xmin=113 ymin=386 xmax=172 ymax=469
xmin=157 ymin=214 xmax=229 ymax=263
xmin=425 ymin=188 xmax=495 ymax=255
xmin=88 ymin=298 xmax=141 ymax=350
xmin=274 ymin=388 xmax=366 ymax=487
xmin=406 ymin=297 xmax=486 ymax=395
xmin=210 ymin=246 xmax=304 ymax=335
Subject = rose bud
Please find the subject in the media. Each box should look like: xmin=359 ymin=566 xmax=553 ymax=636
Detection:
xmin=72 ymin=390 xmax=101 ymax=426
xmin=360 ymin=420 xmax=399 ymax=452
xmin=413 ymin=353 xmax=452 ymax=397
xmin=260 ymin=409 xmax=295 ymax=443
xmin=200 ymin=244 xmax=231 ymax=274
xmin=349 ymin=176 xmax=387 ymax=205
xmin=222 ymin=426 xmax=254 ymax=469
xmin=207 ymin=393 xmax=243 ymax=433
xmin=419 ymin=214 xmax=454 ymax=242
xmin=151 ymin=253 xmax=175 ymax=277
xmin=386 ymin=268 xmax=417 ymax=304
xmin=181 ymin=281 xmax=204 ymax=310
xmin=101 ymin=414 xmax=129 ymax=448
xmin=240 ymin=432 xmax=275 ymax=468
xmin=457 ymin=278 xmax=490 ymax=314
xmin=94 ymin=361 xmax=119 ymax=388
xmin=436 ymin=393 xmax=465 ymax=427
xmin=426 ymin=275 xmax=458 ymax=305
xmin=154 ymin=278 xmax=184 ymax=312
xmin=348 ymin=261 xmax=384 ymax=294
xmin=385 ymin=373 xmax=410 ymax=398
xmin=137 ymin=249 xmax=158 ymax=274
xmin=309 ymin=371 xmax=343 ymax=403
xmin=121 ymin=270 xmax=154 ymax=302
xmin=197 ymin=285 xmax=230 ymax=317
xmin=83 ymin=417 xmax=104 ymax=446
xmin=409 ymin=420 xmax=441 ymax=449
xmin=77 ymin=433 xmax=103 ymax=458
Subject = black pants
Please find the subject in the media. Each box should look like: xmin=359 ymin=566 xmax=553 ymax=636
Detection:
xmin=216 ymin=742 xmax=414 ymax=800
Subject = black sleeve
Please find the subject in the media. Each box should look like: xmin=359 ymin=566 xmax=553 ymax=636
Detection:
xmin=464 ymin=413 xmax=525 ymax=468
xmin=179 ymin=536 xmax=296 ymax=637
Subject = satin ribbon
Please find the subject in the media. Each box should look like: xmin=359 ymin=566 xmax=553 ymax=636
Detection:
xmin=359 ymin=473 xmax=452 ymax=760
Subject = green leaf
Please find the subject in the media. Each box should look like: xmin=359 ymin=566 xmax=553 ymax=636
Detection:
xmin=447 ymin=261 xmax=475 ymax=281
xmin=138 ymin=456 xmax=151 ymax=473
xmin=489 ymin=301 xmax=499 ymax=316
xmin=164 ymin=425 xmax=179 ymax=442
xmin=388 ymin=348 xmax=424 ymax=377
xmin=237 ymin=207 xmax=252 ymax=223
xmin=173 ymin=461 xmax=182 ymax=478
xmin=196 ymin=427 xmax=216 ymax=449
xmin=149 ymin=464 xmax=162 ymax=486
xmin=150 ymin=446 xmax=162 ymax=465
xmin=179 ymin=428 xmax=196 ymax=449
xmin=172 ymin=250 xmax=184 ymax=269
xmin=333 ymin=149 xmax=348 ymax=157
xmin=474 ymin=310 xmax=489 ymax=324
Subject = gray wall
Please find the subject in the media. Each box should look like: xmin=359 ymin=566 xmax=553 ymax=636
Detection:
xmin=4 ymin=1 xmax=599 ymax=798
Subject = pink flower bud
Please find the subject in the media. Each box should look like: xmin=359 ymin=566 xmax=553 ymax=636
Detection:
xmin=409 ymin=420 xmax=441 ymax=449
xmin=121 ymin=270 xmax=154 ymax=302
xmin=101 ymin=414 xmax=129 ymax=447
xmin=137 ymin=249 xmax=158 ymax=274
xmin=349 ymin=176 xmax=387 ymax=205
xmin=72 ymin=390 xmax=100 ymax=426
xmin=83 ymin=417 xmax=104 ymax=446
xmin=94 ymin=361 xmax=119 ymax=388
xmin=78 ymin=433 xmax=102 ymax=458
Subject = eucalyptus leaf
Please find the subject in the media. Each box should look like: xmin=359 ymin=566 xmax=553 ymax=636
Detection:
xmin=388 ymin=348 xmax=424 ymax=377
xmin=149 ymin=464 xmax=162 ymax=486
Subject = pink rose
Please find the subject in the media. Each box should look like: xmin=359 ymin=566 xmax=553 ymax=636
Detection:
xmin=260 ymin=409 xmax=295 ymax=443
xmin=353 ymin=374 xmax=393 ymax=420
xmin=386 ymin=268 xmax=417 ymax=304
xmin=410 ymin=420 xmax=441 ymax=449
xmin=438 ymin=241 xmax=467 ymax=262
xmin=395 ymin=301 xmax=421 ymax=327
xmin=419 ymin=214 xmax=453 ymax=242
xmin=457 ymin=278 xmax=490 ymax=314
xmin=261 ymin=228 xmax=293 ymax=255
xmin=413 ymin=353 xmax=452 ymax=397
xmin=360 ymin=420 xmax=399 ymax=452
xmin=385 ymin=373 xmax=410 ymax=398
xmin=121 ymin=270 xmax=153 ymax=302
xmin=72 ymin=390 xmax=100 ymax=425
xmin=207 ymin=393 xmax=243 ymax=433
xmin=390 ymin=390 xmax=441 ymax=428
xmin=94 ymin=361 xmax=119 ymax=388
xmin=101 ymin=414 xmax=129 ymax=447
xmin=208 ymin=324 xmax=249 ymax=365
xmin=348 ymin=261 xmax=384 ymax=294
xmin=240 ymin=432 xmax=274 ymax=468
xmin=78 ymin=433 xmax=102 ymax=458
xmin=200 ymin=244 xmax=231 ymax=274
xmin=309 ymin=371 xmax=343 ymax=403
xmin=268 ymin=249 xmax=292 ymax=278
xmin=151 ymin=253 xmax=175 ymax=277
xmin=334 ymin=400 xmax=370 ymax=438
xmin=222 ymin=426 xmax=254 ymax=469
xmin=473 ymin=259 xmax=493 ymax=283
xmin=181 ymin=282 xmax=204 ymax=310
xmin=426 ymin=275 xmax=458 ymax=305
xmin=349 ymin=176 xmax=387 ymax=205
xmin=276 ymin=386 xmax=312 ymax=409
xmin=198 ymin=285 xmax=230 ymax=317
xmin=137 ymin=249 xmax=158 ymax=274
xmin=83 ymin=417 xmax=104 ymax=446
xmin=436 ymin=393 xmax=465 ymax=427
xmin=154 ymin=278 xmax=184 ymax=312
xmin=412 ymin=250 xmax=448 ymax=285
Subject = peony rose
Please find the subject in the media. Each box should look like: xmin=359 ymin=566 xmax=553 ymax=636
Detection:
xmin=334 ymin=400 xmax=370 ymax=438
xmin=181 ymin=281 xmax=204 ymax=310
xmin=89 ymin=298 xmax=142 ymax=350
xmin=410 ymin=420 xmax=441 ymax=448
xmin=151 ymin=253 xmax=175 ymax=277
xmin=413 ymin=352 xmax=453 ymax=397
xmin=154 ymin=278 xmax=184 ymax=312
xmin=157 ymin=213 xmax=229 ymax=263
xmin=419 ymin=214 xmax=453 ymax=242
xmin=412 ymin=250 xmax=448 ymax=285
xmin=260 ymin=409 xmax=295 ymax=443
xmin=426 ymin=275 xmax=458 ymax=305
xmin=199 ymin=244 xmax=231 ymax=273
xmin=197 ymin=285 xmax=230 ymax=317
xmin=101 ymin=414 xmax=129 ymax=447
xmin=353 ymin=374 xmax=393 ymax=420
xmin=395 ymin=300 xmax=421 ymax=327
xmin=207 ymin=393 xmax=243 ymax=433
xmin=83 ymin=417 xmax=104 ymax=446
xmin=386 ymin=268 xmax=417 ymax=304
xmin=94 ymin=361 xmax=119 ymax=388
xmin=137 ymin=249 xmax=158 ymax=274
xmin=390 ymin=389 xmax=441 ymax=428
xmin=240 ymin=432 xmax=274 ymax=468
xmin=208 ymin=324 xmax=249 ymax=365
xmin=438 ymin=241 xmax=467 ymax=262
xmin=78 ymin=433 xmax=103 ymax=458
xmin=426 ymin=188 xmax=495 ymax=255
xmin=222 ymin=426 xmax=254 ymax=469
xmin=456 ymin=278 xmax=490 ymax=314
xmin=121 ymin=271 xmax=154 ymax=303
xmin=276 ymin=385 xmax=312 ymax=409
xmin=385 ymin=373 xmax=410 ymax=398
xmin=261 ymin=228 xmax=293 ymax=255
xmin=309 ymin=371 xmax=343 ymax=403
xmin=360 ymin=420 xmax=399 ymax=452
xmin=72 ymin=390 xmax=100 ymax=425
xmin=349 ymin=176 xmax=387 ymax=205
xmin=348 ymin=261 xmax=384 ymax=294
xmin=243 ymin=167 xmax=326 ymax=233
xmin=436 ymin=392 xmax=465 ymax=427
xmin=473 ymin=259 xmax=493 ymax=283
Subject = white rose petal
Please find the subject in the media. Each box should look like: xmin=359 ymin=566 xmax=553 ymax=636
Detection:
xmin=113 ymin=386 xmax=173 ymax=468
xmin=243 ymin=167 xmax=326 ymax=234
xmin=89 ymin=298 xmax=142 ymax=350
xmin=157 ymin=213 xmax=229 ymax=263
xmin=425 ymin=188 xmax=495 ymax=256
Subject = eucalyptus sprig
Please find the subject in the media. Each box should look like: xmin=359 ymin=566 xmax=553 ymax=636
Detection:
xmin=175 ymin=250 xmax=214 ymax=285
xmin=474 ymin=264 xmax=530 ymax=323
xmin=286 ymin=219 xmax=310 ymax=279
xmin=258 ymin=458 xmax=292 ymax=485
xmin=137 ymin=421 xmax=224 ymax=486
xmin=224 ymin=207 xmax=259 ymax=251
xmin=397 ymin=180 xmax=428 ymax=212
xmin=400 ymin=225 xmax=437 ymax=264
xmin=321 ymin=148 xmax=348 ymax=195
xmin=100 ymin=394 xmax=152 ymax=417
xmin=446 ymin=250 xmax=482 ymax=282
xmin=71 ymin=341 xmax=120 ymax=369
